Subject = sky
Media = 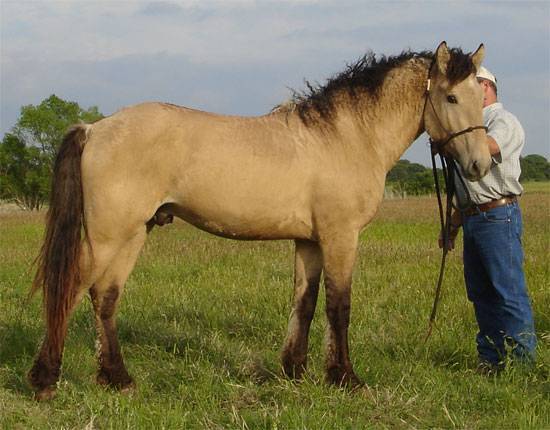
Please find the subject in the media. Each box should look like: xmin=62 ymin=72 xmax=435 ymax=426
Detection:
xmin=1 ymin=0 xmax=549 ymax=165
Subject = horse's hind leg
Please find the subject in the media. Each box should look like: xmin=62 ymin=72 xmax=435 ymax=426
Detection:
xmin=90 ymin=228 xmax=147 ymax=391
xmin=281 ymin=239 xmax=323 ymax=379
xmin=29 ymin=297 xmax=86 ymax=400
xmin=29 ymin=243 xmax=95 ymax=400
xmin=28 ymin=228 xmax=144 ymax=400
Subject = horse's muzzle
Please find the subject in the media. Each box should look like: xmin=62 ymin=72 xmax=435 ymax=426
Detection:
xmin=463 ymin=157 xmax=491 ymax=181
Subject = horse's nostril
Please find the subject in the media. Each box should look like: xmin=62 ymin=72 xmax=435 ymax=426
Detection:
xmin=472 ymin=160 xmax=480 ymax=175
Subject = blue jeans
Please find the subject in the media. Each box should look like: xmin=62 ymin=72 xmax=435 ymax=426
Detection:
xmin=462 ymin=201 xmax=536 ymax=365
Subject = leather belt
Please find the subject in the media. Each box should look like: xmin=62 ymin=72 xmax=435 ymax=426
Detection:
xmin=463 ymin=196 xmax=517 ymax=216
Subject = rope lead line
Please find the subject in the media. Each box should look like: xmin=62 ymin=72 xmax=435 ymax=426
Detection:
xmin=425 ymin=146 xmax=456 ymax=342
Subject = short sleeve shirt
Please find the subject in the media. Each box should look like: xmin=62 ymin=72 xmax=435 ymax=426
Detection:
xmin=464 ymin=102 xmax=525 ymax=205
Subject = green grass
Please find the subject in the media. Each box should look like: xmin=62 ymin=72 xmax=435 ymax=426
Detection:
xmin=1 ymin=189 xmax=548 ymax=429
xmin=521 ymin=181 xmax=550 ymax=193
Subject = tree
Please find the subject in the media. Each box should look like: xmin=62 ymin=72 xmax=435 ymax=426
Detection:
xmin=386 ymin=159 xmax=439 ymax=195
xmin=0 ymin=134 xmax=50 ymax=210
xmin=0 ymin=95 xmax=103 ymax=210
xmin=386 ymin=153 xmax=550 ymax=198
xmin=15 ymin=94 xmax=103 ymax=163
xmin=520 ymin=154 xmax=550 ymax=182
xmin=387 ymin=159 xmax=427 ymax=183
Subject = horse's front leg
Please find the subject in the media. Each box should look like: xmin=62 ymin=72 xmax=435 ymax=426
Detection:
xmin=282 ymin=239 xmax=323 ymax=379
xmin=321 ymin=232 xmax=361 ymax=387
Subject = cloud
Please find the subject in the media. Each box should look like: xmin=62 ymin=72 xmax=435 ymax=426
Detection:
xmin=1 ymin=1 xmax=549 ymax=162
xmin=138 ymin=1 xmax=185 ymax=16
xmin=2 ymin=1 xmax=546 ymax=67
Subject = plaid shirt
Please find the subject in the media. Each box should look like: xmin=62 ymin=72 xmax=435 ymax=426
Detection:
xmin=462 ymin=102 xmax=525 ymax=205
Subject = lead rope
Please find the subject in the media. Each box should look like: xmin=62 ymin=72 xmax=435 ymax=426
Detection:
xmin=425 ymin=147 xmax=456 ymax=341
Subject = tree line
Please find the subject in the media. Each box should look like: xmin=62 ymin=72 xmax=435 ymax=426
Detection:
xmin=386 ymin=155 xmax=550 ymax=196
xmin=1 ymin=95 xmax=549 ymax=209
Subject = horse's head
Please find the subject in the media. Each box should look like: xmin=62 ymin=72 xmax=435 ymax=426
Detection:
xmin=424 ymin=42 xmax=492 ymax=181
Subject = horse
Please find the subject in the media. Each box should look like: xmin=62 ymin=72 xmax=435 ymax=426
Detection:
xmin=28 ymin=41 xmax=491 ymax=400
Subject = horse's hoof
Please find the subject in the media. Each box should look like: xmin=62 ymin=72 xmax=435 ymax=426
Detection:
xmin=119 ymin=381 xmax=136 ymax=395
xmin=281 ymin=358 xmax=307 ymax=380
xmin=34 ymin=387 xmax=56 ymax=402
xmin=326 ymin=367 xmax=363 ymax=388
xmin=97 ymin=369 xmax=135 ymax=393
xmin=345 ymin=374 xmax=364 ymax=391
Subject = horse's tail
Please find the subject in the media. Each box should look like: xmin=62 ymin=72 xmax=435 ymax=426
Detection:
xmin=31 ymin=124 xmax=90 ymax=355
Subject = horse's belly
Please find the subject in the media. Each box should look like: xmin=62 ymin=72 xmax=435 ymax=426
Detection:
xmin=162 ymin=202 xmax=314 ymax=241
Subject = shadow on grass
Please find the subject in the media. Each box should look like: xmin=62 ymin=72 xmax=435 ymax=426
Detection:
xmin=114 ymin=304 xmax=282 ymax=389
xmin=0 ymin=318 xmax=41 ymax=395
xmin=0 ymin=320 xmax=39 ymax=362
xmin=2 ymin=296 xmax=285 ymax=398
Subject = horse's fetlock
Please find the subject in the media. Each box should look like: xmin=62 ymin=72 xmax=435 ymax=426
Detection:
xmin=281 ymin=341 xmax=308 ymax=379
xmin=28 ymin=356 xmax=61 ymax=391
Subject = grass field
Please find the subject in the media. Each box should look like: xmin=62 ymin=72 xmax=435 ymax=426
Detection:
xmin=1 ymin=183 xmax=548 ymax=429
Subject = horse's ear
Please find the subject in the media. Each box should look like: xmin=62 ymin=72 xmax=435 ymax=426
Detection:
xmin=435 ymin=41 xmax=450 ymax=75
xmin=471 ymin=43 xmax=485 ymax=70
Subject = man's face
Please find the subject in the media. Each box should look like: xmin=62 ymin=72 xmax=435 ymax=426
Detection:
xmin=477 ymin=78 xmax=489 ymax=91
xmin=477 ymin=79 xmax=491 ymax=107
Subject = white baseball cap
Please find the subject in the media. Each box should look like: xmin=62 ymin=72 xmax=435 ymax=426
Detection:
xmin=476 ymin=66 xmax=497 ymax=86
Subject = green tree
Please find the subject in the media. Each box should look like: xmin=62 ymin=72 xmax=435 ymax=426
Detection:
xmin=0 ymin=134 xmax=50 ymax=210
xmin=1 ymin=95 xmax=103 ymax=210
xmin=387 ymin=153 xmax=550 ymax=198
xmin=406 ymin=169 xmax=436 ymax=195
xmin=15 ymin=94 xmax=103 ymax=163
xmin=387 ymin=159 xmax=427 ymax=183
xmin=520 ymin=154 xmax=550 ymax=182
xmin=387 ymin=159 xmax=439 ymax=195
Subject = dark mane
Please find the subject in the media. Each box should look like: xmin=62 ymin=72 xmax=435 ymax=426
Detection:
xmin=284 ymin=48 xmax=476 ymax=125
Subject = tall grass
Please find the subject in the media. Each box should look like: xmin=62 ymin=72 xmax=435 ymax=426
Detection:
xmin=1 ymin=186 xmax=548 ymax=428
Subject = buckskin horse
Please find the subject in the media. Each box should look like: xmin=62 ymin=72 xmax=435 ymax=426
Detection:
xmin=29 ymin=42 xmax=491 ymax=400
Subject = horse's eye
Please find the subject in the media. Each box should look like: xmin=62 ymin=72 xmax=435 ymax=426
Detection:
xmin=447 ymin=95 xmax=458 ymax=104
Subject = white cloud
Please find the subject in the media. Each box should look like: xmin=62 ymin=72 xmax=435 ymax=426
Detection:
xmin=1 ymin=0 xmax=549 ymax=161
xmin=0 ymin=1 xmax=503 ymax=64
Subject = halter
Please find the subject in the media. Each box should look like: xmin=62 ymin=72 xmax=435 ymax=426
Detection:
xmin=423 ymin=77 xmax=488 ymax=154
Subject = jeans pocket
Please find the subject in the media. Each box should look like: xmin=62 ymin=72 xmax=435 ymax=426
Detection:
xmin=482 ymin=206 xmax=511 ymax=223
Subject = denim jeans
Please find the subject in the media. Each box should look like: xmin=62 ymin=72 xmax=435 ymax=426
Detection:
xmin=462 ymin=201 xmax=536 ymax=365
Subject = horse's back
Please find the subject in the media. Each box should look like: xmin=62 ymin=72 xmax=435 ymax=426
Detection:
xmin=81 ymin=102 xmax=317 ymax=240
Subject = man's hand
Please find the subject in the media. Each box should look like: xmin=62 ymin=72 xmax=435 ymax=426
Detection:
xmin=438 ymin=224 xmax=461 ymax=250
xmin=438 ymin=210 xmax=462 ymax=250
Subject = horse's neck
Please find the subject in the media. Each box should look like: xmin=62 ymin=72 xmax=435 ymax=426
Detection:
xmin=332 ymin=59 xmax=429 ymax=173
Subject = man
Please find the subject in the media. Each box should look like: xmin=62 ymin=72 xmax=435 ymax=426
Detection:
xmin=444 ymin=66 xmax=536 ymax=371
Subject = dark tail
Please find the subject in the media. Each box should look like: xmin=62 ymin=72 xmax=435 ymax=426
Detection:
xmin=31 ymin=124 xmax=90 ymax=355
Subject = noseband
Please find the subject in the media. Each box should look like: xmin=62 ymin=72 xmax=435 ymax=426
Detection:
xmin=423 ymin=78 xmax=487 ymax=154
